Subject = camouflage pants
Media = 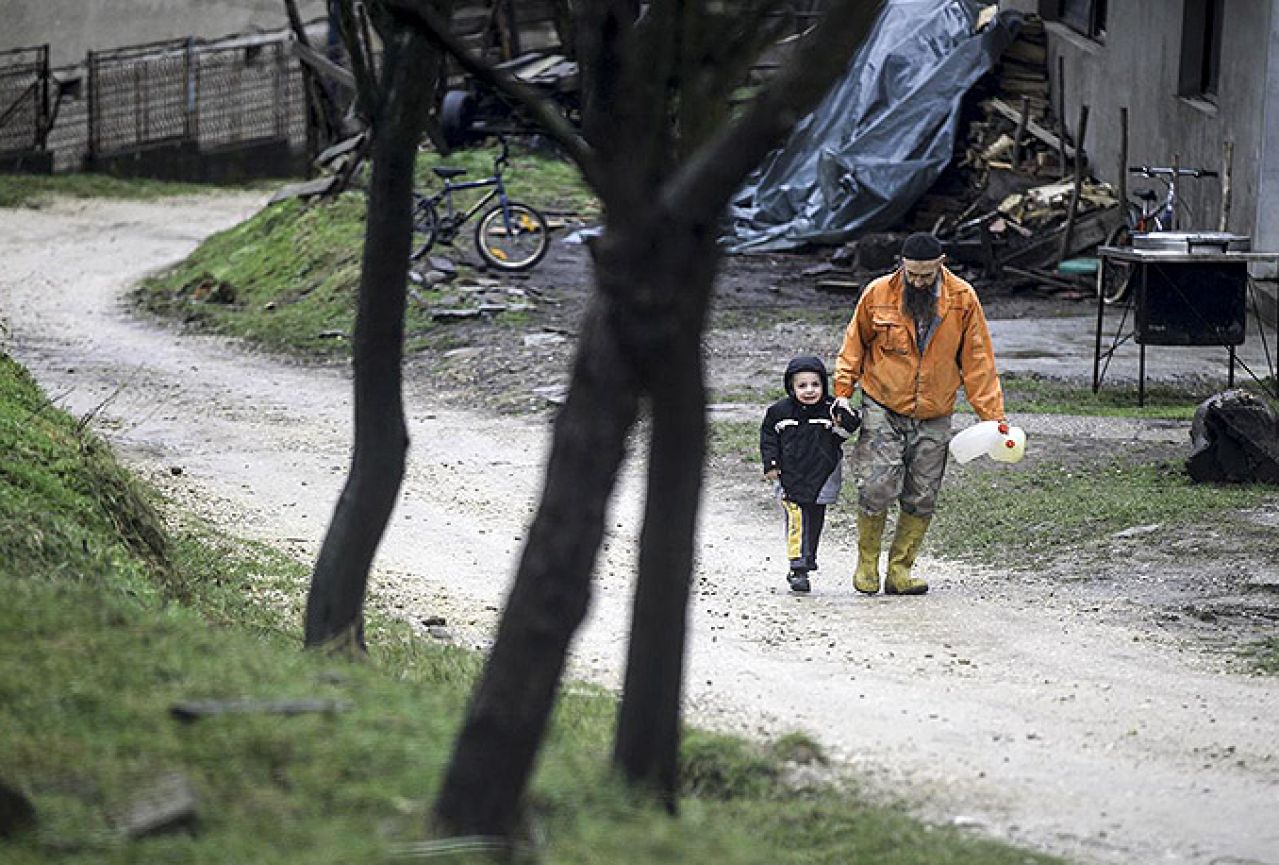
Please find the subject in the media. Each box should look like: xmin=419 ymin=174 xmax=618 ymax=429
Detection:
xmin=854 ymin=400 xmax=952 ymax=517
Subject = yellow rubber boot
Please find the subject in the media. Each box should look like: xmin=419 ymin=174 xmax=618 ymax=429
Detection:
xmin=853 ymin=511 xmax=887 ymax=594
xmin=885 ymin=512 xmax=931 ymax=595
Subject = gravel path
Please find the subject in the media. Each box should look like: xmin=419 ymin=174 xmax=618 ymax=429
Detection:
xmin=2 ymin=193 xmax=1277 ymax=865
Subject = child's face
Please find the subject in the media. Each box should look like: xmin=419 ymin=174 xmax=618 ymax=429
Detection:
xmin=792 ymin=371 xmax=823 ymax=405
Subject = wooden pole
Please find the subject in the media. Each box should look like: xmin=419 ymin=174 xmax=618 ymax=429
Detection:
xmin=1058 ymin=103 xmax=1090 ymax=264
xmin=1056 ymin=55 xmax=1067 ymax=179
xmin=1170 ymin=152 xmax=1180 ymax=230
xmin=1118 ymin=106 xmax=1128 ymax=215
xmin=1219 ymin=139 xmax=1234 ymax=232
xmin=1013 ymin=95 xmax=1030 ymax=171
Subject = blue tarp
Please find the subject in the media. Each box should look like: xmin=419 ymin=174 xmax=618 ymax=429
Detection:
xmin=725 ymin=0 xmax=1019 ymax=252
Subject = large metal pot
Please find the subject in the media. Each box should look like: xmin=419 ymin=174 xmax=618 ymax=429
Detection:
xmin=1131 ymin=231 xmax=1252 ymax=253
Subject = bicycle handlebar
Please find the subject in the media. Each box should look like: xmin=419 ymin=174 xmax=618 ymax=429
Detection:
xmin=1128 ymin=165 xmax=1218 ymax=178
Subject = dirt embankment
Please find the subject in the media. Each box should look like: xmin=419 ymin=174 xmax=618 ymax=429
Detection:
xmin=1 ymin=193 xmax=1277 ymax=865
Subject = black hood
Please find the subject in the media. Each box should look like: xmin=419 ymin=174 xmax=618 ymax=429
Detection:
xmin=783 ymin=355 xmax=830 ymax=399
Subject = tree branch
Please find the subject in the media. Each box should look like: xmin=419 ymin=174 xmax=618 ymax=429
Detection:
xmin=335 ymin=0 xmax=379 ymax=122
xmin=662 ymin=0 xmax=882 ymax=221
xmin=383 ymin=0 xmax=602 ymax=187
xmin=692 ymin=2 xmax=790 ymax=125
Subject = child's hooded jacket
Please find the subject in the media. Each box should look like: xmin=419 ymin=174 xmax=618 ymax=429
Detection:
xmin=760 ymin=356 xmax=851 ymax=504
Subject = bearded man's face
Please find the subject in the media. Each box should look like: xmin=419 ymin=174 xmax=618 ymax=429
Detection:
xmin=902 ymin=257 xmax=942 ymax=321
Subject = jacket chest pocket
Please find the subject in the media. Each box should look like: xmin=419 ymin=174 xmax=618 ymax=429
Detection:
xmin=871 ymin=315 xmax=911 ymax=354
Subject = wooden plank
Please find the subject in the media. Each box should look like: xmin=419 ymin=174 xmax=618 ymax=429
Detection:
xmin=169 ymin=698 xmax=351 ymax=721
xmin=290 ymin=40 xmax=356 ymax=93
xmin=998 ymin=207 xmax=1118 ymax=268
xmin=269 ymin=175 xmax=339 ymax=203
xmin=987 ymin=97 xmax=1076 ymax=160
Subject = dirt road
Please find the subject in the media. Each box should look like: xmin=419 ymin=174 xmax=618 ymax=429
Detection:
xmin=2 ymin=193 xmax=1276 ymax=865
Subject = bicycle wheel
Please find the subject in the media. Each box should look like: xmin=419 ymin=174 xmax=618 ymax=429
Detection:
xmin=1100 ymin=222 xmax=1134 ymax=305
xmin=474 ymin=201 xmax=549 ymax=271
xmin=409 ymin=197 xmax=439 ymax=262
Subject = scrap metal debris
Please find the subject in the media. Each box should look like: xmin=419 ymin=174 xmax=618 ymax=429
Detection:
xmin=1187 ymin=390 xmax=1279 ymax=484
xmin=811 ymin=14 xmax=1120 ymax=299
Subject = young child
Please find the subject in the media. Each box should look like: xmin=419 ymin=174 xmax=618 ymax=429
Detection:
xmin=760 ymin=355 xmax=860 ymax=593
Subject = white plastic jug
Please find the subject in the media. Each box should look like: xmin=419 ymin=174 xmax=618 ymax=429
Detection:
xmin=949 ymin=420 xmax=1004 ymax=464
xmin=989 ymin=425 xmax=1027 ymax=463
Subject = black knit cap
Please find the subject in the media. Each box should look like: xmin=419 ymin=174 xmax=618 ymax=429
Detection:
xmin=901 ymin=232 xmax=943 ymax=261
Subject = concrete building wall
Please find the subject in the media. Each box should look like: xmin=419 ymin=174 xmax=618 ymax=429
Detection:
xmin=1255 ymin=0 xmax=1279 ymax=271
xmin=2 ymin=0 xmax=329 ymax=67
xmin=1045 ymin=1 xmax=1276 ymax=253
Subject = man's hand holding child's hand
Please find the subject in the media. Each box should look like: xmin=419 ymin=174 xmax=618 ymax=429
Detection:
xmin=831 ymin=400 xmax=861 ymax=433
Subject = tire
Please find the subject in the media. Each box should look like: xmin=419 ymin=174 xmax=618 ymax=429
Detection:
xmin=474 ymin=201 xmax=549 ymax=271
xmin=440 ymin=90 xmax=476 ymax=151
xmin=1100 ymin=222 xmax=1133 ymax=305
xmin=409 ymin=197 xmax=439 ymax=262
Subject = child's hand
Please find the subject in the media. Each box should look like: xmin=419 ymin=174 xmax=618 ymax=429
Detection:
xmin=764 ymin=468 xmax=780 ymax=482
xmin=832 ymin=404 xmax=861 ymax=432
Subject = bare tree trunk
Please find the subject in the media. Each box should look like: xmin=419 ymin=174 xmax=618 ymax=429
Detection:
xmin=433 ymin=296 xmax=641 ymax=837
xmin=613 ymin=226 xmax=716 ymax=803
xmin=303 ymin=23 xmax=437 ymax=650
xmin=616 ymin=384 xmax=703 ymax=803
xmin=416 ymin=0 xmax=885 ymax=836
xmin=285 ymin=0 xmax=343 ymax=160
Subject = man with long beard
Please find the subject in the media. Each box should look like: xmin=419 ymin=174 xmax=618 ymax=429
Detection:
xmin=833 ymin=232 xmax=1006 ymax=595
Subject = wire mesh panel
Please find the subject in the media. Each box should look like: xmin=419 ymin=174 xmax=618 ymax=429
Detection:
xmin=196 ymin=39 xmax=291 ymax=149
xmin=0 ymin=45 xmax=50 ymax=153
xmin=88 ymin=39 xmax=193 ymax=157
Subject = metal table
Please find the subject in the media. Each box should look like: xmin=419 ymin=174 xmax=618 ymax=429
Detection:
xmin=1093 ymin=247 xmax=1279 ymax=405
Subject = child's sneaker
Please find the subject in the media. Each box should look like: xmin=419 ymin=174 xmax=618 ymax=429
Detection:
xmin=787 ymin=570 xmax=811 ymax=593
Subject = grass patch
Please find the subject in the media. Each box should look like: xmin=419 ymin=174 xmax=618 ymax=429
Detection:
xmin=709 ymin=420 xmax=760 ymax=462
xmin=414 ymin=140 xmax=598 ymax=217
xmin=0 ymin=353 xmax=1064 ymax=863
xmin=708 ymin=416 xmax=1275 ymax=572
xmin=131 ymin=142 xmax=597 ymax=359
xmin=930 ymin=458 xmax=1273 ymax=564
xmin=133 ymin=194 xmax=371 ymax=356
xmin=0 ymin=174 xmax=239 ymax=209
xmin=1000 ymin=372 xmax=1277 ymax=420
xmin=1244 ymin=637 xmax=1279 ymax=674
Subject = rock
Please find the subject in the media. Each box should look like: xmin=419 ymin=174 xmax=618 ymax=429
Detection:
xmin=117 ymin=773 xmax=199 ymax=839
xmin=427 ymin=255 xmax=457 ymax=275
xmin=522 ymin=331 xmax=566 ymax=347
xmin=0 ymin=779 xmax=37 ymax=838
xmin=532 ymin=383 xmax=568 ymax=405
xmin=1111 ymin=523 xmax=1161 ymax=539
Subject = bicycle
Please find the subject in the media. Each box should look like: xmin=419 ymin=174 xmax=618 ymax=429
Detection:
xmin=409 ymin=137 xmax=550 ymax=272
xmin=1099 ymin=163 xmax=1218 ymax=304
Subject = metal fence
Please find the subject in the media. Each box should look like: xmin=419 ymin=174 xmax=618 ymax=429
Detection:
xmin=0 ymin=45 xmax=51 ymax=155
xmin=197 ymin=37 xmax=303 ymax=150
xmin=85 ymin=32 xmax=305 ymax=162
xmin=87 ymin=39 xmax=193 ymax=158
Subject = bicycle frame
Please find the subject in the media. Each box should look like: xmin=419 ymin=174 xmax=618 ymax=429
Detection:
xmin=410 ymin=136 xmax=550 ymax=271
xmin=1124 ymin=164 xmax=1216 ymax=233
xmin=422 ymin=178 xmax=490 ymax=232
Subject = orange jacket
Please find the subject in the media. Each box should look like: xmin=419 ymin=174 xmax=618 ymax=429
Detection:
xmin=833 ymin=267 xmax=1005 ymax=421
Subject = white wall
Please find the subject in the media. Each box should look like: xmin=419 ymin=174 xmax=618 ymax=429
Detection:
xmin=1047 ymin=1 xmax=1275 ymax=250
xmin=3 ymin=0 xmax=329 ymax=67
